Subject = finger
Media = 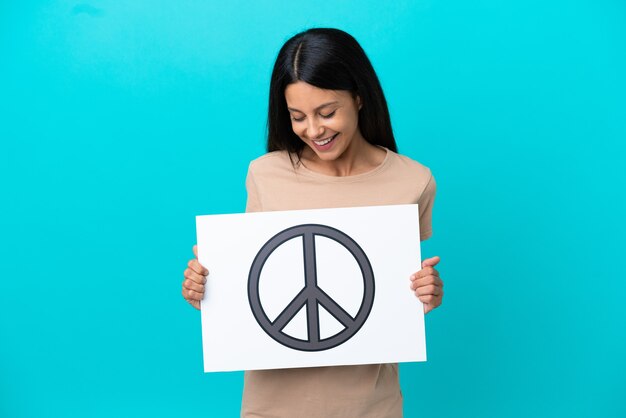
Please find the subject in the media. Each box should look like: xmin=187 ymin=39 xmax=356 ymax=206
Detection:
xmin=183 ymin=288 xmax=204 ymax=301
xmin=410 ymin=269 xmax=427 ymax=281
xmin=181 ymin=288 xmax=202 ymax=311
xmin=184 ymin=267 xmax=207 ymax=284
xmin=421 ymin=256 xmax=440 ymax=268
xmin=193 ymin=244 xmax=198 ymax=258
xmin=424 ymin=296 xmax=443 ymax=313
xmin=415 ymin=284 xmax=441 ymax=297
xmin=423 ymin=291 xmax=444 ymax=314
xmin=410 ymin=275 xmax=441 ymax=290
xmin=417 ymin=294 xmax=436 ymax=305
xmin=411 ymin=266 xmax=439 ymax=280
xmin=413 ymin=275 xmax=443 ymax=288
xmin=183 ymin=277 xmax=205 ymax=293
xmin=187 ymin=259 xmax=209 ymax=276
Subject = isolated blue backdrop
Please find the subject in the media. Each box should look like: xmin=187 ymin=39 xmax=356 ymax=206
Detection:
xmin=1 ymin=1 xmax=625 ymax=417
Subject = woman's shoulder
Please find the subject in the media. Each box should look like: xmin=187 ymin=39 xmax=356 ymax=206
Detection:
xmin=248 ymin=150 xmax=295 ymax=176
xmin=249 ymin=150 xmax=291 ymax=169
xmin=387 ymin=150 xmax=433 ymax=180
xmin=387 ymin=150 xmax=436 ymax=200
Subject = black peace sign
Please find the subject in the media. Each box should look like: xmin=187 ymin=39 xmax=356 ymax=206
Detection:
xmin=248 ymin=224 xmax=375 ymax=351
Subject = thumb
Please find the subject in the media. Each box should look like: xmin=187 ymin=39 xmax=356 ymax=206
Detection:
xmin=193 ymin=244 xmax=198 ymax=259
xmin=422 ymin=256 xmax=440 ymax=268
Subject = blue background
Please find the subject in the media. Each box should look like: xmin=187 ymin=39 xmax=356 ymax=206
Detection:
xmin=1 ymin=1 xmax=625 ymax=417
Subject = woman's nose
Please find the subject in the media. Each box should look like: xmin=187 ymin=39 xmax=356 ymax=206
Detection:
xmin=305 ymin=119 xmax=324 ymax=139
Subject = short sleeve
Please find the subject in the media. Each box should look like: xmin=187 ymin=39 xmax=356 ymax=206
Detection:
xmin=418 ymin=174 xmax=436 ymax=241
xmin=245 ymin=165 xmax=262 ymax=213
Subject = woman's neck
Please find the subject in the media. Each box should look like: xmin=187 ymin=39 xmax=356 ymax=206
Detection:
xmin=300 ymin=135 xmax=387 ymax=177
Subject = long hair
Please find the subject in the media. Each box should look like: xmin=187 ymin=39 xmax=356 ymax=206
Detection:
xmin=267 ymin=28 xmax=398 ymax=156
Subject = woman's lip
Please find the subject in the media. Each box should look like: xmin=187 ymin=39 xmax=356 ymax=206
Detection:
xmin=312 ymin=133 xmax=339 ymax=150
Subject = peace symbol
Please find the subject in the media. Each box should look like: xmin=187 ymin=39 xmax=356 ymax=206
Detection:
xmin=248 ymin=224 xmax=375 ymax=351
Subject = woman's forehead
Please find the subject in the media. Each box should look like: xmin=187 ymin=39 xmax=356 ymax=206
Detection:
xmin=285 ymin=82 xmax=350 ymax=109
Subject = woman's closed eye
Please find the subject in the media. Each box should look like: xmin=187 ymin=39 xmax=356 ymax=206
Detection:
xmin=290 ymin=110 xmax=336 ymax=122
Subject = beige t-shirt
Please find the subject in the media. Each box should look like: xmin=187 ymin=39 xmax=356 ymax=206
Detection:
xmin=241 ymin=148 xmax=436 ymax=418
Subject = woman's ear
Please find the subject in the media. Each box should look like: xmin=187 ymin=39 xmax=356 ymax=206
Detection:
xmin=356 ymin=95 xmax=363 ymax=110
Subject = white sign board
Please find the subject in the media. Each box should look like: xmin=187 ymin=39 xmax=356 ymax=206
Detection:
xmin=196 ymin=204 xmax=426 ymax=372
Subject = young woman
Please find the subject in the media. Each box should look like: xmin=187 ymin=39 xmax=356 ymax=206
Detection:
xmin=182 ymin=28 xmax=444 ymax=417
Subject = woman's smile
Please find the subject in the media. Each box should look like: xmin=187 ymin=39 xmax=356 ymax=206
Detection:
xmin=312 ymin=133 xmax=339 ymax=151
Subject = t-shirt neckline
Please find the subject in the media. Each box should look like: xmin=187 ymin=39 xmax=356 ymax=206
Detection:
xmin=294 ymin=147 xmax=392 ymax=182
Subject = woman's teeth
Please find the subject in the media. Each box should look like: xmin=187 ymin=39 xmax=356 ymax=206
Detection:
xmin=314 ymin=134 xmax=337 ymax=146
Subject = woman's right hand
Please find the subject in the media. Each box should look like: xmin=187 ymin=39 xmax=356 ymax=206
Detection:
xmin=182 ymin=245 xmax=209 ymax=310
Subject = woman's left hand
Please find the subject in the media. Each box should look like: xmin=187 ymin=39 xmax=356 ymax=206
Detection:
xmin=410 ymin=256 xmax=444 ymax=314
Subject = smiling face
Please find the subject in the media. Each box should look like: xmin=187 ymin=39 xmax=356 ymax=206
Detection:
xmin=284 ymin=81 xmax=364 ymax=162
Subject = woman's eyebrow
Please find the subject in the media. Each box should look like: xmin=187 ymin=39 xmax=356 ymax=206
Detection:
xmin=287 ymin=101 xmax=339 ymax=112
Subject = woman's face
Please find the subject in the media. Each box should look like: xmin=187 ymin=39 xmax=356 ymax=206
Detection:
xmin=284 ymin=81 xmax=363 ymax=161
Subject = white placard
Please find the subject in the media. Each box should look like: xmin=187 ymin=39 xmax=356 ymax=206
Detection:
xmin=196 ymin=204 xmax=426 ymax=372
